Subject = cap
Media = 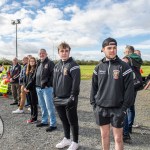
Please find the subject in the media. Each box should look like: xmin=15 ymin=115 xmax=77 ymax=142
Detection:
xmin=102 ymin=37 xmax=117 ymax=48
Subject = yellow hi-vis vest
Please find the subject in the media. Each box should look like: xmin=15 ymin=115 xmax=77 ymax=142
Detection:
xmin=0 ymin=79 xmax=8 ymax=94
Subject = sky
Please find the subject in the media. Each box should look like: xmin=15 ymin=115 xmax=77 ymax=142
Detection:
xmin=0 ymin=0 xmax=150 ymax=61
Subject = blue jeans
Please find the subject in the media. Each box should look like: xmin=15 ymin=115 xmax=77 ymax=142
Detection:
xmin=127 ymin=91 xmax=137 ymax=128
xmin=128 ymin=105 xmax=135 ymax=127
xmin=36 ymin=87 xmax=56 ymax=127
xmin=123 ymin=107 xmax=135 ymax=135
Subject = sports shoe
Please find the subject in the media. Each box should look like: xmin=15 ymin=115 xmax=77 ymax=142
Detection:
xmin=67 ymin=142 xmax=79 ymax=150
xmin=12 ymin=108 xmax=24 ymax=114
xmin=56 ymin=137 xmax=71 ymax=149
xmin=27 ymin=119 xmax=37 ymax=124
xmin=132 ymin=124 xmax=140 ymax=128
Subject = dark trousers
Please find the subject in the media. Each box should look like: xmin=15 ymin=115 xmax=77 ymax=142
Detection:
xmin=28 ymin=88 xmax=38 ymax=121
xmin=11 ymin=83 xmax=21 ymax=103
xmin=55 ymin=97 xmax=79 ymax=143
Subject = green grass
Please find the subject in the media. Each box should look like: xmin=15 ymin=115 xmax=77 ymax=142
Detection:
xmin=80 ymin=65 xmax=150 ymax=80
xmin=80 ymin=65 xmax=95 ymax=80
xmin=3 ymin=65 xmax=150 ymax=80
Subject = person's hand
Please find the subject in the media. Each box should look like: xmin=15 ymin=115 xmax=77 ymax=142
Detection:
xmin=24 ymin=88 xmax=29 ymax=93
xmin=144 ymin=81 xmax=150 ymax=90
xmin=10 ymin=78 xmax=14 ymax=82
xmin=117 ymin=109 xmax=126 ymax=118
xmin=67 ymin=96 xmax=75 ymax=108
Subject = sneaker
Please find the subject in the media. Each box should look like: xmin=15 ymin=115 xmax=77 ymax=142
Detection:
xmin=67 ymin=142 xmax=79 ymax=150
xmin=36 ymin=122 xmax=49 ymax=127
xmin=56 ymin=137 xmax=71 ymax=149
xmin=46 ymin=126 xmax=57 ymax=132
xmin=132 ymin=124 xmax=140 ymax=128
xmin=12 ymin=108 xmax=24 ymax=114
xmin=27 ymin=119 xmax=37 ymax=124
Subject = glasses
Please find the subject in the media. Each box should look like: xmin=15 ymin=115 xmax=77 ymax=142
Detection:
xmin=59 ymin=49 xmax=70 ymax=53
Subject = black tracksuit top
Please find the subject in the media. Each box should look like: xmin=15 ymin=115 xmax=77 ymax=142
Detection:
xmin=53 ymin=57 xmax=80 ymax=98
xmin=90 ymin=56 xmax=135 ymax=111
xmin=35 ymin=57 xmax=54 ymax=88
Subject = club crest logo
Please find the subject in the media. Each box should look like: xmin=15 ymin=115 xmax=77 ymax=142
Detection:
xmin=44 ymin=64 xmax=48 ymax=69
xmin=64 ymin=68 xmax=68 ymax=75
xmin=113 ymin=70 xmax=120 ymax=79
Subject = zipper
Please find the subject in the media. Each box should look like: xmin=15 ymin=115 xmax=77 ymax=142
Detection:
xmin=61 ymin=62 xmax=64 ymax=72
xmin=108 ymin=60 xmax=111 ymax=75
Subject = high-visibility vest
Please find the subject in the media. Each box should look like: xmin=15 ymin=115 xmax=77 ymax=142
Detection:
xmin=0 ymin=79 xmax=8 ymax=94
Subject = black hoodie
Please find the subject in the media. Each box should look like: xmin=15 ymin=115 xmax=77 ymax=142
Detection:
xmin=90 ymin=56 xmax=134 ymax=111
xmin=53 ymin=57 xmax=80 ymax=98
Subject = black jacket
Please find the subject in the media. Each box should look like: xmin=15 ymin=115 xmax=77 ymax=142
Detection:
xmin=9 ymin=63 xmax=21 ymax=83
xmin=35 ymin=57 xmax=54 ymax=88
xmin=25 ymin=71 xmax=36 ymax=91
xmin=53 ymin=57 xmax=80 ymax=98
xmin=90 ymin=56 xmax=134 ymax=111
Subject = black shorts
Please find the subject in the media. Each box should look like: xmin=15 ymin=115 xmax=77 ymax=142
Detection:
xmin=94 ymin=106 xmax=125 ymax=128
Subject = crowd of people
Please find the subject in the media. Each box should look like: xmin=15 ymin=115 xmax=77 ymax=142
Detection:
xmin=0 ymin=39 xmax=150 ymax=150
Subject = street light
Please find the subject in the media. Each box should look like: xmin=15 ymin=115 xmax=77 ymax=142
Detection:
xmin=11 ymin=19 xmax=21 ymax=58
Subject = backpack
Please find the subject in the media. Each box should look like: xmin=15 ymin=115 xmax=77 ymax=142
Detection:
xmin=127 ymin=57 xmax=143 ymax=91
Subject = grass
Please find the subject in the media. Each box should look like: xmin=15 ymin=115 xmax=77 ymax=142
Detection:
xmin=80 ymin=65 xmax=95 ymax=80
xmin=80 ymin=65 xmax=150 ymax=80
xmin=3 ymin=65 xmax=150 ymax=80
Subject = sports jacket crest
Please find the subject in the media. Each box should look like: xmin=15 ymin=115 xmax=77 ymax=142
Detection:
xmin=90 ymin=56 xmax=134 ymax=111
xmin=53 ymin=57 xmax=80 ymax=98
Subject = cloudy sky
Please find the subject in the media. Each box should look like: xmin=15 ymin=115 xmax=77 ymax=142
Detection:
xmin=0 ymin=0 xmax=150 ymax=60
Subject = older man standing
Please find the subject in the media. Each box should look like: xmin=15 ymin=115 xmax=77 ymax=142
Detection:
xmin=36 ymin=49 xmax=57 ymax=132
xmin=12 ymin=56 xmax=28 ymax=113
xmin=9 ymin=57 xmax=21 ymax=105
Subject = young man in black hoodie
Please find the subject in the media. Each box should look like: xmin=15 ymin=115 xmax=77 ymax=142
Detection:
xmin=53 ymin=42 xmax=80 ymax=150
xmin=90 ymin=37 xmax=134 ymax=150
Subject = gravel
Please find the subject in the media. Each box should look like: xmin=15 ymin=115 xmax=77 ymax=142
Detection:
xmin=0 ymin=80 xmax=150 ymax=150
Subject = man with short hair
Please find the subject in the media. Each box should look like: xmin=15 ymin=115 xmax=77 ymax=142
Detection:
xmin=12 ymin=56 xmax=28 ymax=113
xmin=123 ymin=45 xmax=143 ymax=141
xmin=53 ymin=42 xmax=80 ymax=150
xmin=35 ymin=49 xmax=57 ymax=132
xmin=9 ymin=57 xmax=21 ymax=105
xmin=90 ymin=37 xmax=134 ymax=150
